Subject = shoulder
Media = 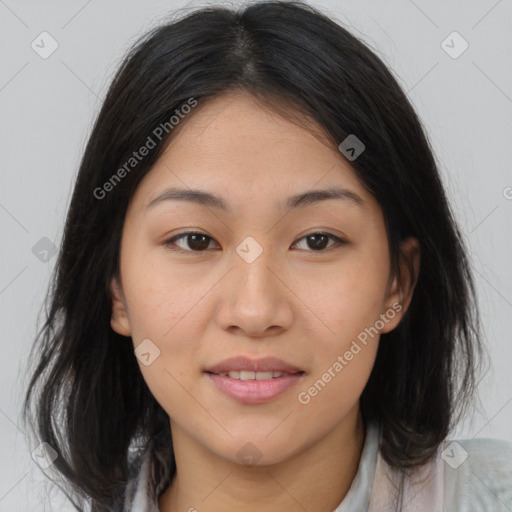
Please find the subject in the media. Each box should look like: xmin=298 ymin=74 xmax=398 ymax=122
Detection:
xmin=443 ymin=435 xmax=512 ymax=511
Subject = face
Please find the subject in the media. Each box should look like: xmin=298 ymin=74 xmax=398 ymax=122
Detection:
xmin=110 ymin=90 xmax=418 ymax=466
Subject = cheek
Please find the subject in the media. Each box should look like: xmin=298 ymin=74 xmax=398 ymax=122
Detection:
xmin=120 ymin=250 xmax=211 ymax=380
xmin=295 ymin=264 xmax=384 ymax=419
xmin=125 ymin=274 xmax=206 ymax=416
xmin=121 ymin=244 xmax=204 ymax=340
xmin=294 ymin=247 xmax=388 ymax=413
xmin=305 ymin=253 xmax=389 ymax=348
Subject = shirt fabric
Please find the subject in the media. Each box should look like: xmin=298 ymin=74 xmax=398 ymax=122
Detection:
xmin=123 ymin=419 xmax=512 ymax=511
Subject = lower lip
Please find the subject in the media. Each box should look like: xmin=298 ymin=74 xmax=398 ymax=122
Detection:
xmin=205 ymin=372 xmax=305 ymax=404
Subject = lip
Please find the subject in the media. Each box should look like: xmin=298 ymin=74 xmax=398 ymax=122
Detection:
xmin=206 ymin=372 xmax=305 ymax=404
xmin=204 ymin=356 xmax=303 ymax=374
xmin=204 ymin=356 xmax=305 ymax=404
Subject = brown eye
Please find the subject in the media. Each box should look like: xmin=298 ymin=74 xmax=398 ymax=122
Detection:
xmin=292 ymin=232 xmax=346 ymax=251
xmin=164 ymin=232 xmax=218 ymax=252
xmin=164 ymin=231 xmax=346 ymax=254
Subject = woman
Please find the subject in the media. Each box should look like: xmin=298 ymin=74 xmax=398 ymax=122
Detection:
xmin=22 ymin=1 xmax=512 ymax=510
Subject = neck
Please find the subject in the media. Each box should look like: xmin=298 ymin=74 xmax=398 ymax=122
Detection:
xmin=158 ymin=406 xmax=366 ymax=512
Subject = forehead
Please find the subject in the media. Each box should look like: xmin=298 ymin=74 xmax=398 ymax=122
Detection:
xmin=128 ymin=90 xmax=374 ymax=216
xmin=162 ymin=90 xmax=337 ymax=170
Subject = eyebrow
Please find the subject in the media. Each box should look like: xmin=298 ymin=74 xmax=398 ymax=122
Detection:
xmin=146 ymin=185 xmax=364 ymax=213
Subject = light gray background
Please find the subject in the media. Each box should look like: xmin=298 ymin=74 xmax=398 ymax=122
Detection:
xmin=1 ymin=0 xmax=511 ymax=510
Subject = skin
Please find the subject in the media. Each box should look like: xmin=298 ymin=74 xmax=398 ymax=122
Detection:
xmin=110 ymin=90 xmax=419 ymax=512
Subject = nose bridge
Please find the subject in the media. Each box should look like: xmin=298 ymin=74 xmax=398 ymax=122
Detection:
xmin=234 ymin=234 xmax=278 ymax=299
xmin=216 ymin=234 xmax=292 ymax=335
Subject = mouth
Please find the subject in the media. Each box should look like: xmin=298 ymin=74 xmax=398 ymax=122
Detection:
xmin=205 ymin=370 xmax=305 ymax=380
xmin=204 ymin=356 xmax=306 ymax=404
xmin=204 ymin=355 xmax=304 ymax=375
xmin=204 ymin=364 xmax=305 ymax=404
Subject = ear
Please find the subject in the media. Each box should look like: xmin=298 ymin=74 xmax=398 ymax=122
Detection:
xmin=110 ymin=276 xmax=132 ymax=337
xmin=380 ymin=237 xmax=420 ymax=334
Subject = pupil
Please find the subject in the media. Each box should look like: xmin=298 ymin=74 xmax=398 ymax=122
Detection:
xmin=189 ymin=234 xmax=209 ymax=250
xmin=308 ymin=234 xmax=328 ymax=250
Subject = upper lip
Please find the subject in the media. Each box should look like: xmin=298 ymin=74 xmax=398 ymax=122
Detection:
xmin=205 ymin=356 xmax=304 ymax=374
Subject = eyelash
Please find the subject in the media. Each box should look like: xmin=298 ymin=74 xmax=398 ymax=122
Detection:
xmin=163 ymin=230 xmax=347 ymax=253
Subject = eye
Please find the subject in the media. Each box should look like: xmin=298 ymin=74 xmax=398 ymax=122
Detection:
xmin=291 ymin=232 xmax=346 ymax=252
xmin=164 ymin=231 xmax=219 ymax=252
xmin=164 ymin=231 xmax=346 ymax=253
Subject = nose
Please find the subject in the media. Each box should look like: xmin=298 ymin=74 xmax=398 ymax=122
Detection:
xmin=215 ymin=246 xmax=294 ymax=338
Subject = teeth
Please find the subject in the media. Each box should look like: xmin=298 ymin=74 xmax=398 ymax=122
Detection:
xmin=217 ymin=371 xmax=285 ymax=380
xmin=255 ymin=371 xmax=274 ymax=380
